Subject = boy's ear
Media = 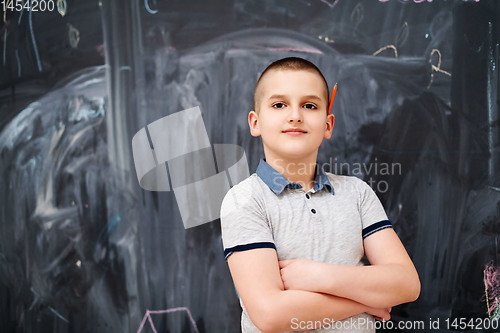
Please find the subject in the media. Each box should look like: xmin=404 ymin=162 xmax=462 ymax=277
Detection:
xmin=248 ymin=110 xmax=261 ymax=137
xmin=323 ymin=114 xmax=335 ymax=139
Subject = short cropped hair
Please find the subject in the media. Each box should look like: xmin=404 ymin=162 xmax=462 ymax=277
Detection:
xmin=253 ymin=57 xmax=330 ymax=113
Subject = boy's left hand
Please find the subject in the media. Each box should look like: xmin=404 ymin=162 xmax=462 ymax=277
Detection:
xmin=278 ymin=259 xmax=326 ymax=292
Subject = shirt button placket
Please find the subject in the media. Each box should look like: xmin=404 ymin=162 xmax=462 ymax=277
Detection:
xmin=306 ymin=193 xmax=317 ymax=215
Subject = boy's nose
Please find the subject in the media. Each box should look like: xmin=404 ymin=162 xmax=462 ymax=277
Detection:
xmin=288 ymin=107 xmax=303 ymax=122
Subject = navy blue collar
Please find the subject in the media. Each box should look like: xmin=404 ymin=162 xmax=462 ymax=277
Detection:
xmin=256 ymin=158 xmax=334 ymax=196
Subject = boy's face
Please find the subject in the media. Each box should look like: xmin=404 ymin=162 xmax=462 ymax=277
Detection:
xmin=248 ymin=69 xmax=335 ymax=162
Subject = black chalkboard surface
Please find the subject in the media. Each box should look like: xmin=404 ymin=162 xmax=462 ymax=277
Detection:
xmin=1 ymin=0 xmax=499 ymax=332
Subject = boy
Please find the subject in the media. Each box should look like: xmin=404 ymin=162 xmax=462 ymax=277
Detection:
xmin=220 ymin=57 xmax=420 ymax=333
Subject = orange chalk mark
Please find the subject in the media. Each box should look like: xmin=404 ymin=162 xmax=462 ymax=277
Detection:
xmin=327 ymin=83 xmax=337 ymax=115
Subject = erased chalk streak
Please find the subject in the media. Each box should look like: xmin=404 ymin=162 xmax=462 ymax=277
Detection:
xmin=268 ymin=47 xmax=323 ymax=54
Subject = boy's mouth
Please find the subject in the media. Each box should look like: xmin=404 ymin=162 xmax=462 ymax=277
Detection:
xmin=282 ymin=128 xmax=307 ymax=135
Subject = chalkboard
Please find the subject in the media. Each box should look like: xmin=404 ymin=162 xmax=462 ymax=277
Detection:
xmin=1 ymin=0 xmax=499 ymax=332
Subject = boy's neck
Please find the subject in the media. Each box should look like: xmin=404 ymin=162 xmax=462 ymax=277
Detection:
xmin=264 ymin=152 xmax=318 ymax=192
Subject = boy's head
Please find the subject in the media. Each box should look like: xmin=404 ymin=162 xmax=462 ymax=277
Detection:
xmin=253 ymin=57 xmax=330 ymax=114
xmin=248 ymin=57 xmax=335 ymax=162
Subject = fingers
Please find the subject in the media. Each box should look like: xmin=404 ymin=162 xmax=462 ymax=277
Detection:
xmin=278 ymin=260 xmax=289 ymax=268
xmin=380 ymin=308 xmax=391 ymax=320
xmin=379 ymin=311 xmax=391 ymax=322
xmin=371 ymin=308 xmax=391 ymax=322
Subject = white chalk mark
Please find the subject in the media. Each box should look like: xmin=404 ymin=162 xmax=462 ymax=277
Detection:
xmin=395 ymin=21 xmax=409 ymax=47
xmin=427 ymin=73 xmax=434 ymax=89
xmin=68 ymin=24 xmax=80 ymax=49
xmin=373 ymin=45 xmax=398 ymax=58
xmin=144 ymin=0 xmax=158 ymax=14
xmin=137 ymin=307 xmax=199 ymax=333
xmin=15 ymin=49 xmax=21 ymax=77
xmin=29 ymin=0 xmax=43 ymax=72
xmin=3 ymin=29 xmax=6 ymax=66
xmin=427 ymin=73 xmax=435 ymax=90
xmin=320 ymin=0 xmax=340 ymax=8
xmin=317 ymin=35 xmax=334 ymax=43
xmin=49 ymin=306 xmax=70 ymax=323
xmin=350 ymin=3 xmax=364 ymax=28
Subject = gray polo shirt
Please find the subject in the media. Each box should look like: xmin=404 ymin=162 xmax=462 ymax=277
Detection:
xmin=220 ymin=158 xmax=393 ymax=333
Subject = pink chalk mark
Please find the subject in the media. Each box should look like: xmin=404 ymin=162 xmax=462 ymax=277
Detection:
xmin=147 ymin=314 xmax=157 ymax=332
xmin=137 ymin=307 xmax=199 ymax=333
xmin=268 ymin=47 xmax=323 ymax=55
xmin=484 ymin=262 xmax=500 ymax=316
xmin=96 ymin=44 xmax=105 ymax=57
xmin=320 ymin=0 xmax=340 ymax=8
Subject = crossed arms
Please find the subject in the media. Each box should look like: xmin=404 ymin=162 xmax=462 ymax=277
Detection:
xmin=226 ymin=228 xmax=421 ymax=333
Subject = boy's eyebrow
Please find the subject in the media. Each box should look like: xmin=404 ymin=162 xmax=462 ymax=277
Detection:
xmin=267 ymin=94 xmax=323 ymax=101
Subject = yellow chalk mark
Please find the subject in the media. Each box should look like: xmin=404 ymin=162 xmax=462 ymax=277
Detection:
xmin=427 ymin=49 xmax=451 ymax=89
xmin=430 ymin=49 xmax=451 ymax=76
xmin=57 ymin=0 xmax=67 ymax=17
xmin=4 ymin=0 xmax=13 ymax=23
xmin=373 ymin=45 xmax=398 ymax=58
xmin=485 ymin=267 xmax=491 ymax=318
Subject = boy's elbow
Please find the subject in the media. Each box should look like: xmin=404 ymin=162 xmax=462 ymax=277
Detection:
xmin=252 ymin=313 xmax=276 ymax=333
xmin=407 ymin=274 xmax=421 ymax=302
xmin=257 ymin=321 xmax=280 ymax=333
xmin=400 ymin=270 xmax=421 ymax=304
xmin=254 ymin=312 xmax=286 ymax=333
xmin=249 ymin=298 xmax=283 ymax=333
xmin=247 ymin=300 xmax=278 ymax=333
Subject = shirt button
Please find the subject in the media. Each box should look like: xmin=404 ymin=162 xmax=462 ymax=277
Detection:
xmin=305 ymin=194 xmax=310 ymax=199
xmin=311 ymin=208 xmax=316 ymax=214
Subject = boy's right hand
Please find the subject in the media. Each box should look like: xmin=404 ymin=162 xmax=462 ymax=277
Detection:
xmin=366 ymin=306 xmax=391 ymax=321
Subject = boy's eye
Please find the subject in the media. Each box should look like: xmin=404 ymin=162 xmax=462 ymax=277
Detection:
xmin=273 ymin=102 xmax=286 ymax=109
xmin=304 ymin=103 xmax=317 ymax=109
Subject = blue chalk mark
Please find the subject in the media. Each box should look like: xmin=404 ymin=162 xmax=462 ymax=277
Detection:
xmin=29 ymin=0 xmax=42 ymax=72
xmin=29 ymin=288 xmax=40 ymax=311
xmin=97 ymin=213 xmax=121 ymax=242
xmin=29 ymin=287 xmax=70 ymax=324
xmin=15 ymin=49 xmax=21 ymax=77
xmin=144 ymin=0 xmax=158 ymax=14
xmin=18 ymin=1 xmax=25 ymax=24
xmin=107 ymin=214 xmax=121 ymax=234
xmin=49 ymin=306 xmax=70 ymax=323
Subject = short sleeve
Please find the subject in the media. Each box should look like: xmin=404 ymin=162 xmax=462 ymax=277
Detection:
xmin=357 ymin=179 xmax=393 ymax=239
xmin=220 ymin=179 xmax=275 ymax=261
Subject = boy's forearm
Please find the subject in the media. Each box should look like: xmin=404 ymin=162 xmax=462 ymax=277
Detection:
xmin=262 ymin=289 xmax=371 ymax=333
xmin=314 ymin=263 xmax=420 ymax=308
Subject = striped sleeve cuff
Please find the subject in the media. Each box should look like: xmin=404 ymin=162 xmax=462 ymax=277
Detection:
xmin=362 ymin=220 xmax=393 ymax=239
xmin=224 ymin=242 xmax=276 ymax=261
